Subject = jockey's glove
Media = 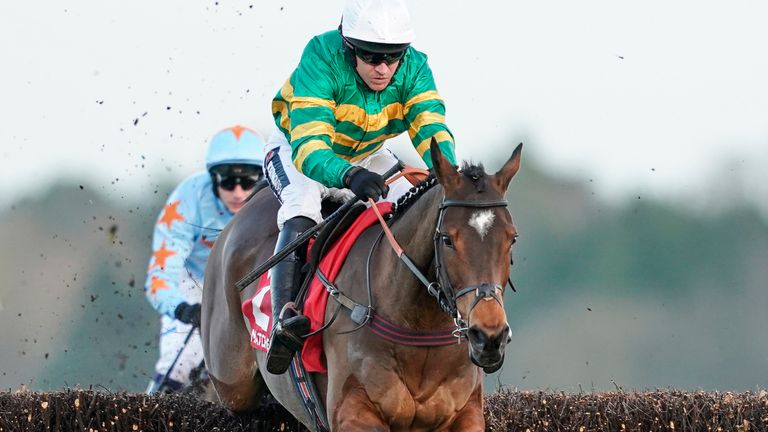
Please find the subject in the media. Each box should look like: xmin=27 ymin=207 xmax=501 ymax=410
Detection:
xmin=345 ymin=167 xmax=389 ymax=202
xmin=174 ymin=302 xmax=202 ymax=328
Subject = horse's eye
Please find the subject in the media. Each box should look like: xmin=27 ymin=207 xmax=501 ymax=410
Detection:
xmin=441 ymin=234 xmax=454 ymax=249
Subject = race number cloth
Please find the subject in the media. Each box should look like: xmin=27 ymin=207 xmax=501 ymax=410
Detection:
xmin=242 ymin=273 xmax=274 ymax=352
xmin=242 ymin=202 xmax=394 ymax=373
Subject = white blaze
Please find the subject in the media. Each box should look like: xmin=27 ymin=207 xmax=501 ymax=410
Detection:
xmin=468 ymin=210 xmax=495 ymax=240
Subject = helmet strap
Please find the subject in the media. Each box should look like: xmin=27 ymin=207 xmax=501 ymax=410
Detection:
xmin=339 ymin=26 xmax=358 ymax=69
xmin=210 ymin=173 xmax=221 ymax=199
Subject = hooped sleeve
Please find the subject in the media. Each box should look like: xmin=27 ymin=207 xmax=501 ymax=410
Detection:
xmin=403 ymin=59 xmax=456 ymax=168
xmin=286 ymin=38 xmax=354 ymax=188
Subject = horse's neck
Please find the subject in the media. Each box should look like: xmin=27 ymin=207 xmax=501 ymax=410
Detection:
xmin=391 ymin=185 xmax=441 ymax=268
xmin=378 ymin=186 xmax=448 ymax=327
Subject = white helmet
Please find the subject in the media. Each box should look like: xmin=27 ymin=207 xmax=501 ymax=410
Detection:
xmin=205 ymin=125 xmax=265 ymax=172
xmin=341 ymin=0 xmax=416 ymax=47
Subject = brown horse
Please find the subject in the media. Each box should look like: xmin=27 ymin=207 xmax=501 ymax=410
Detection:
xmin=202 ymin=140 xmax=522 ymax=431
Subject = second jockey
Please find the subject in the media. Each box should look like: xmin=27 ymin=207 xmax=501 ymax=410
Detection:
xmin=263 ymin=0 xmax=457 ymax=374
xmin=145 ymin=125 xmax=265 ymax=393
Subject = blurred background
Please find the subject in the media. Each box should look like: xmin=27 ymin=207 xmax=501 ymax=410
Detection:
xmin=1 ymin=0 xmax=766 ymax=393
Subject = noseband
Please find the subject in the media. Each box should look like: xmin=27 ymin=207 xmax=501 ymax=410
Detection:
xmin=432 ymin=198 xmax=509 ymax=336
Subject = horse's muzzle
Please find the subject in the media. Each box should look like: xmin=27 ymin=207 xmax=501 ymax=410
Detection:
xmin=467 ymin=324 xmax=511 ymax=372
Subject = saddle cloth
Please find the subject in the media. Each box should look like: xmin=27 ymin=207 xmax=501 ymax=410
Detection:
xmin=242 ymin=202 xmax=394 ymax=373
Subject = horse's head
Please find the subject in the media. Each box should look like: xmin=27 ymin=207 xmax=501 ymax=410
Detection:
xmin=430 ymin=139 xmax=522 ymax=373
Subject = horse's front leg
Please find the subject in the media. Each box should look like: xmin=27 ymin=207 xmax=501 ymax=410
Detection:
xmin=332 ymin=377 xmax=389 ymax=432
xmin=449 ymin=385 xmax=485 ymax=432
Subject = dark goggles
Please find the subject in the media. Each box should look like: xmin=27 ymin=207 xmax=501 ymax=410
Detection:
xmin=356 ymin=48 xmax=406 ymax=65
xmin=343 ymin=38 xmax=406 ymax=65
xmin=215 ymin=174 xmax=261 ymax=191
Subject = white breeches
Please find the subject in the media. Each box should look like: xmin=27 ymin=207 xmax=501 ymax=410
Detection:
xmin=153 ymin=275 xmax=204 ymax=384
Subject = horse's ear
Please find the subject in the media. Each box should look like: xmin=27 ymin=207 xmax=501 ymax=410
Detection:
xmin=494 ymin=143 xmax=523 ymax=191
xmin=430 ymin=138 xmax=460 ymax=192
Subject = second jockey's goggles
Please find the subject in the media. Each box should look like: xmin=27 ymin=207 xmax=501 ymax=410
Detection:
xmin=343 ymin=37 xmax=406 ymax=66
xmin=215 ymin=174 xmax=260 ymax=191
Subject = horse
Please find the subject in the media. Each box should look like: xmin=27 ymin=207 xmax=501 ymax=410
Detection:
xmin=202 ymin=139 xmax=522 ymax=431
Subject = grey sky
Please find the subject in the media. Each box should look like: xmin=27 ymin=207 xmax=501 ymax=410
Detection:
xmin=1 ymin=1 xmax=767 ymax=212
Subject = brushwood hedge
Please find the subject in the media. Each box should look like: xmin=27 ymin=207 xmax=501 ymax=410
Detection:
xmin=2 ymin=388 xmax=767 ymax=431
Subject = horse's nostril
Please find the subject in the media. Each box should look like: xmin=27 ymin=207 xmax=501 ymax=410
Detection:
xmin=467 ymin=327 xmax=487 ymax=345
xmin=490 ymin=327 xmax=509 ymax=347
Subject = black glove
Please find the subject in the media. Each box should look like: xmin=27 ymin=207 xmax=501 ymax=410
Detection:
xmin=345 ymin=167 xmax=389 ymax=201
xmin=174 ymin=302 xmax=201 ymax=327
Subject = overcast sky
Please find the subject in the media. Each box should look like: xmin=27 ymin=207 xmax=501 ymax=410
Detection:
xmin=1 ymin=0 xmax=767 ymax=213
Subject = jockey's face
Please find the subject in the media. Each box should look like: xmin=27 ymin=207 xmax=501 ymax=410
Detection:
xmin=355 ymin=58 xmax=399 ymax=92
xmin=218 ymin=184 xmax=250 ymax=213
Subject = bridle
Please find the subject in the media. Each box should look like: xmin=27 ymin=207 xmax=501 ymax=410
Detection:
xmin=365 ymin=187 xmax=512 ymax=338
xmin=312 ymin=175 xmax=516 ymax=343
xmin=432 ymin=198 xmax=510 ymax=336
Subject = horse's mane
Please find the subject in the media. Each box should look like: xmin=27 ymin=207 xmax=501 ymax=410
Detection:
xmin=391 ymin=162 xmax=488 ymax=217
xmin=392 ymin=174 xmax=438 ymax=216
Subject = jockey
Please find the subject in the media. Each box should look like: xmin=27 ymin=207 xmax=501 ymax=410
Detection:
xmin=263 ymin=0 xmax=457 ymax=374
xmin=145 ymin=125 xmax=265 ymax=393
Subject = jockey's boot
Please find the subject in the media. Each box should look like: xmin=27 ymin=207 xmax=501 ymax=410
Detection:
xmin=265 ymin=216 xmax=315 ymax=375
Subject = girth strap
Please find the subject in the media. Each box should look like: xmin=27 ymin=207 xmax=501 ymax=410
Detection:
xmin=289 ymin=356 xmax=330 ymax=432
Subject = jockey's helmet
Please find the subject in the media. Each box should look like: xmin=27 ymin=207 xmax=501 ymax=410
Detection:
xmin=205 ymin=125 xmax=265 ymax=173
xmin=340 ymin=0 xmax=415 ymax=55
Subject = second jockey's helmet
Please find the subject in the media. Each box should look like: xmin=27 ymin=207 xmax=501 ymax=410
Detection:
xmin=340 ymin=0 xmax=415 ymax=54
xmin=205 ymin=125 xmax=265 ymax=175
